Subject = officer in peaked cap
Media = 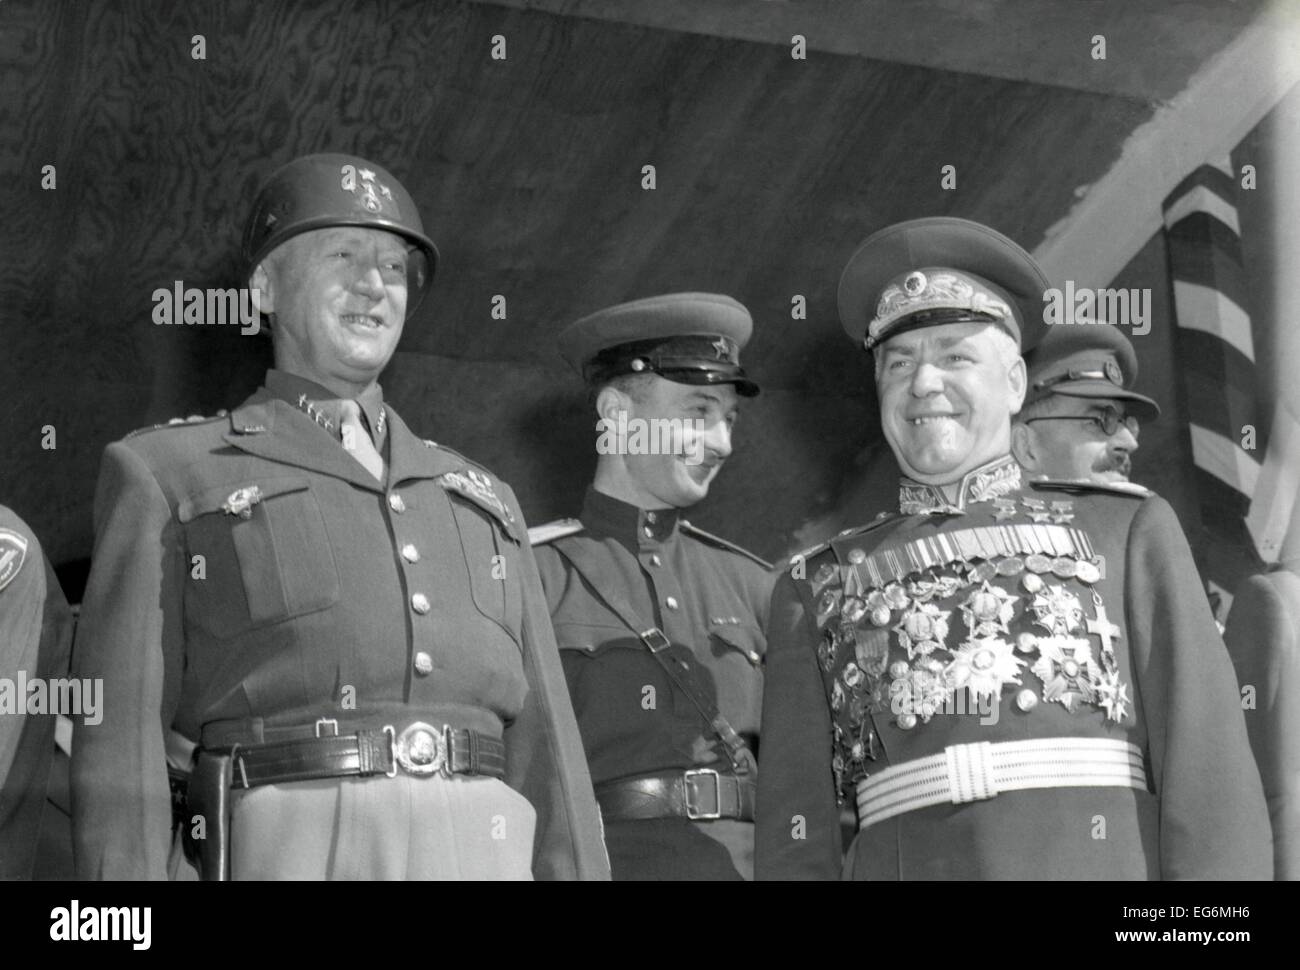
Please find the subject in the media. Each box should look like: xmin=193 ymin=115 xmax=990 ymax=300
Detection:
xmin=1014 ymin=322 xmax=1161 ymax=486
xmin=837 ymin=215 xmax=1052 ymax=355
xmin=756 ymin=217 xmax=1270 ymax=880
xmin=532 ymin=293 xmax=774 ymax=880
xmin=556 ymin=292 xmax=760 ymax=397
xmin=71 ymin=152 xmax=607 ymax=881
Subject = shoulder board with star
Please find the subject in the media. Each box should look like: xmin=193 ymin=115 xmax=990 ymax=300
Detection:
xmin=124 ymin=411 xmax=229 ymax=439
xmin=1030 ymin=478 xmax=1154 ymax=499
xmin=527 ymin=518 xmax=585 ymax=547
xmin=680 ymin=520 xmax=773 ymax=570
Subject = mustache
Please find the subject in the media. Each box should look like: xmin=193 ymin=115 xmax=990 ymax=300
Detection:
xmin=1092 ymin=451 xmax=1132 ymax=476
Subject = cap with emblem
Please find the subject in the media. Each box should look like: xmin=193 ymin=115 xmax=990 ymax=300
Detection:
xmin=242 ymin=152 xmax=439 ymax=316
xmin=1024 ymin=322 xmax=1160 ymax=420
xmin=558 ymin=292 xmax=760 ymax=396
xmin=838 ymin=217 xmax=1050 ymax=353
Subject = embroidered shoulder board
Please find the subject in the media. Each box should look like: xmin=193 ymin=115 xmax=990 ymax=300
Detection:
xmin=528 ymin=518 xmax=585 ymax=546
xmin=1030 ymin=477 xmax=1153 ymax=499
xmin=125 ymin=411 xmax=228 ymax=439
xmin=680 ymin=520 xmax=773 ymax=570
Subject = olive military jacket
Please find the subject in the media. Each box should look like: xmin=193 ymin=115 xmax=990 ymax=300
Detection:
xmin=1224 ymin=567 xmax=1300 ymax=880
xmin=756 ymin=456 xmax=1271 ymax=879
xmin=533 ymin=489 xmax=773 ymax=879
xmin=70 ymin=376 xmax=608 ymax=880
xmin=0 ymin=506 xmax=74 ymax=878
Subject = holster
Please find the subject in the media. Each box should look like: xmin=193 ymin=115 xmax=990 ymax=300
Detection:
xmin=179 ymin=749 xmax=233 ymax=881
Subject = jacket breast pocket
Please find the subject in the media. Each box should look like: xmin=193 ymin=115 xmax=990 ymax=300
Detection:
xmin=179 ymin=477 xmax=341 ymax=638
xmin=446 ymin=494 xmax=523 ymax=646
xmin=708 ymin=621 xmax=766 ymax=667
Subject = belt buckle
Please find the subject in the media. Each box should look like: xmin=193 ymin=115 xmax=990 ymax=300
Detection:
xmin=314 ymin=717 xmax=338 ymax=737
xmin=393 ymin=722 xmax=450 ymax=777
xmin=683 ymin=768 xmax=723 ymax=820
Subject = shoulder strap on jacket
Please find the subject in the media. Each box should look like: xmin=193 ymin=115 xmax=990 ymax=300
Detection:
xmin=550 ymin=539 xmax=755 ymax=775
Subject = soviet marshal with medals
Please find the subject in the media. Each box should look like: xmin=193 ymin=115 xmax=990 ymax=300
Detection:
xmin=755 ymin=217 xmax=1271 ymax=879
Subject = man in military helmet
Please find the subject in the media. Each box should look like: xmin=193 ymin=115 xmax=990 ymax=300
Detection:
xmin=530 ymin=293 xmax=774 ymax=879
xmin=0 ymin=506 xmax=74 ymax=879
xmin=1012 ymin=323 xmax=1159 ymax=487
xmin=70 ymin=152 xmax=607 ymax=880
xmin=755 ymin=217 xmax=1270 ymax=879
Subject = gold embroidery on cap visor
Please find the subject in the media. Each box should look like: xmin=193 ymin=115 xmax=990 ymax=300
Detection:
xmin=867 ymin=271 xmax=1013 ymax=350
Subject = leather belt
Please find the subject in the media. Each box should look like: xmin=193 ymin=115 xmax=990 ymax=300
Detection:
xmin=215 ymin=720 xmax=507 ymax=789
xmin=855 ymin=737 xmax=1147 ymax=831
xmin=596 ymin=769 xmax=756 ymax=822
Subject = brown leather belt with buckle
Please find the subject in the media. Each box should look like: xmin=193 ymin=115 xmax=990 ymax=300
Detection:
xmin=215 ymin=719 xmax=507 ymax=790
xmin=595 ymin=769 xmax=756 ymax=822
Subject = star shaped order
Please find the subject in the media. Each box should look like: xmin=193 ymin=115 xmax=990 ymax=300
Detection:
xmin=1031 ymin=636 xmax=1101 ymax=712
xmin=359 ymin=168 xmax=376 ymax=181
xmin=893 ymin=600 xmax=952 ymax=659
xmin=1095 ymin=668 xmax=1131 ymax=723
xmin=944 ymin=636 xmax=1024 ymax=702
xmin=1030 ymin=584 xmax=1085 ymax=635
xmin=959 ymin=580 xmax=1017 ymax=637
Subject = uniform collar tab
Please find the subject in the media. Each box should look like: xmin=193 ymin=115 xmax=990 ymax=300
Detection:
xmin=898 ymin=454 xmax=1022 ymax=514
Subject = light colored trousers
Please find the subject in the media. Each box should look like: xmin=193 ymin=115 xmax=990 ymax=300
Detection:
xmin=171 ymin=774 xmax=536 ymax=880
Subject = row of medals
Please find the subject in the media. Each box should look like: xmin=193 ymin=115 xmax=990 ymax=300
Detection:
xmin=812 ymin=526 xmax=1132 ymax=790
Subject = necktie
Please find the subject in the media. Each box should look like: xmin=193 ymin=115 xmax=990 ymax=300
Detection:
xmin=338 ymin=399 xmax=385 ymax=481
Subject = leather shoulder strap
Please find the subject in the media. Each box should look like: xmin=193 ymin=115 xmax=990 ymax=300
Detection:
xmin=551 ymin=538 xmax=755 ymax=775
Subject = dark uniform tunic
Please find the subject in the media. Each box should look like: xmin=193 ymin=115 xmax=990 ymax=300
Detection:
xmin=0 ymin=506 xmax=74 ymax=878
xmin=70 ymin=371 xmax=607 ymax=880
xmin=533 ymin=489 xmax=773 ymax=879
xmin=1224 ymin=567 xmax=1300 ymax=880
xmin=756 ymin=455 xmax=1271 ymax=879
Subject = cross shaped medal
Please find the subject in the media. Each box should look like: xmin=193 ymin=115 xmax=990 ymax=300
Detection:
xmin=1086 ymin=601 xmax=1122 ymax=658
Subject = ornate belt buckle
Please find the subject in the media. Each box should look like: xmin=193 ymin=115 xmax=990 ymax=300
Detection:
xmin=394 ymin=722 xmax=449 ymax=776
xmin=683 ymin=768 xmax=723 ymax=820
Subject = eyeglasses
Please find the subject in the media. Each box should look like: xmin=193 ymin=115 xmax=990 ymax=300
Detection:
xmin=1023 ymin=408 xmax=1139 ymax=437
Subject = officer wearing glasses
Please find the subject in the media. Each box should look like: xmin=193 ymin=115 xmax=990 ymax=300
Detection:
xmin=1011 ymin=322 xmax=1159 ymax=488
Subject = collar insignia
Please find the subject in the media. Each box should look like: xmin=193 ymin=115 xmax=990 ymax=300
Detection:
xmin=898 ymin=456 xmax=1021 ymax=515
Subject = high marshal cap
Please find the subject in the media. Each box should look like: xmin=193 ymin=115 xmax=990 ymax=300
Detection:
xmin=1025 ymin=320 xmax=1160 ymax=421
xmin=242 ymin=152 xmax=440 ymax=317
xmin=838 ymin=217 xmax=1050 ymax=352
xmin=558 ymin=292 xmax=759 ymax=396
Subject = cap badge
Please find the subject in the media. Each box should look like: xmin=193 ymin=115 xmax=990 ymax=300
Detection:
xmin=1104 ymin=360 xmax=1122 ymax=385
xmin=869 ymin=271 xmax=1012 ymax=346
xmin=711 ymin=337 xmax=730 ymax=360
